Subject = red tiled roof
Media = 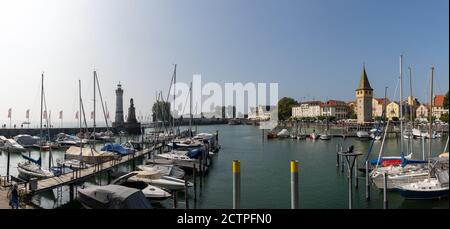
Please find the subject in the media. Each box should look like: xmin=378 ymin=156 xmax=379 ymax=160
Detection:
xmin=373 ymin=98 xmax=389 ymax=105
xmin=434 ymin=95 xmax=445 ymax=107
xmin=322 ymin=100 xmax=348 ymax=107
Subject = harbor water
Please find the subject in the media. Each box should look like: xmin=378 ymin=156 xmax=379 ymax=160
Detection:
xmin=0 ymin=124 xmax=448 ymax=209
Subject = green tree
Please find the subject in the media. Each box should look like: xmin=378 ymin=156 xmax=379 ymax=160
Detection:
xmin=278 ymin=97 xmax=299 ymax=121
xmin=444 ymin=91 xmax=449 ymax=109
xmin=440 ymin=113 xmax=448 ymax=123
xmin=152 ymin=101 xmax=172 ymax=122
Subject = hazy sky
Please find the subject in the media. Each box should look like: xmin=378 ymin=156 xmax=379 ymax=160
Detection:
xmin=0 ymin=0 xmax=448 ymax=125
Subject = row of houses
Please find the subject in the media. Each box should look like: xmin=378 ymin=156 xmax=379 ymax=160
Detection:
xmin=290 ymin=95 xmax=447 ymax=121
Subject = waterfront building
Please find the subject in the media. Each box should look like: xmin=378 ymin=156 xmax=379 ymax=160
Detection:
xmin=355 ymin=66 xmax=373 ymax=123
xmin=416 ymin=104 xmax=429 ymax=120
xmin=321 ymin=100 xmax=349 ymax=120
xmin=291 ymin=101 xmax=322 ymax=119
xmin=249 ymin=105 xmax=276 ymax=121
xmin=432 ymin=95 xmax=449 ymax=119
xmin=386 ymin=102 xmax=400 ymax=120
xmin=372 ymin=98 xmax=389 ymax=118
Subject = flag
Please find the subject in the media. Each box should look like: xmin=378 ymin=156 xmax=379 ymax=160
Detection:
xmin=7 ymin=108 xmax=11 ymax=118
xmin=26 ymin=109 xmax=30 ymax=119
xmin=43 ymin=110 xmax=47 ymax=120
xmin=75 ymin=111 xmax=79 ymax=119
xmin=59 ymin=110 xmax=63 ymax=119
xmin=91 ymin=111 xmax=94 ymax=119
xmin=106 ymin=111 xmax=110 ymax=119
xmin=49 ymin=110 xmax=51 ymax=120
xmin=125 ymin=115 xmax=127 ymax=120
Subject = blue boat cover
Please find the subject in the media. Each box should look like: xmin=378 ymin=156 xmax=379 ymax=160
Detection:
xmin=186 ymin=148 xmax=204 ymax=159
xmin=101 ymin=143 xmax=131 ymax=155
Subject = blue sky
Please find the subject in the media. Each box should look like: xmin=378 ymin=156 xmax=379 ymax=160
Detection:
xmin=0 ymin=0 xmax=448 ymax=125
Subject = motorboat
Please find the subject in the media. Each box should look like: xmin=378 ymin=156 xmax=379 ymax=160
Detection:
xmin=356 ymin=131 xmax=371 ymax=140
xmin=77 ymin=184 xmax=152 ymax=209
xmin=56 ymin=158 xmax=91 ymax=169
xmin=14 ymin=134 xmax=41 ymax=148
xmin=55 ymin=133 xmax=80 ymax=147
xmin=277 ymin=129 xmax=290 ymax=138
xmin=267 ymin=132 xmax=277 ymax=139
xmin=112 ymin=172 xmax=171 ymax=200
xmin=319 ymin=130 xmax=331 ymax=140
xmin=117 ymin=171 xmax=193 ymax=191
xmin=138 ymin=164 xmax=185 ymax=179
xmin=0 ymin=136 xmax=26 ymax=153
xmin=309 ymin=132 xmax=319 ymax=140
xmin=296 ymin=134 xmax=306 ymax=140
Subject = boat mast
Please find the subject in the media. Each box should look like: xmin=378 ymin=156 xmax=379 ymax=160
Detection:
xmin=173 ymin=64 xmax=177 ymax=136
xmin=399 ymin=55 xmax=404 ymax=157
xmin=40 ymin=72 xmax=44 ymax=168
xmin=95 ymin=72 xmax=110 ymax=130
xmin=189 ymin=81 xmax=193 ymax=137
xmin=408 ymin=67 xmax=413 ymax=156
xmin=93 ymin=71 xmax=96 ymax=145
xmin=428 ymin=67 xmax=434 ymax=172
xmin=79 ymin=80 xmax=83 ymax=158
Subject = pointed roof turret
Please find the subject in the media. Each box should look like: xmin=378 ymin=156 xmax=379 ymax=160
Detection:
xmin=356 ymin=65 xmax=373 ymax=91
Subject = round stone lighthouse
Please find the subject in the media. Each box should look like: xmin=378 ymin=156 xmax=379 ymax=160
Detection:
xmin=113 ymin=83 xmax=124 ymax=127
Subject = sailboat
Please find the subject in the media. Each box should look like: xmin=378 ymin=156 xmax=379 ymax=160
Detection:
xmin=18 ymin=73 xmax=55 ymax=180
xmin=64 ymin=79 xmax=115 ymax=165
xmin=396 ymin=67 xmax=449 ymax=199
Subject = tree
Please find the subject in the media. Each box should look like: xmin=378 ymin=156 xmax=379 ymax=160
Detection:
xmin=440 ymin=113 xmax=448 ymax=123
xmin=152 ymin=101 xmax=172 ymax=122
xmin=444 ymin=91 xmax=449 ymax=109
xmin=278 ymin=97 xmax=299 ymax=121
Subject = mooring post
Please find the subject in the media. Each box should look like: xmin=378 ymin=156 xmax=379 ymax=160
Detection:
xmin=340 ymin=146 xmax=344 ymax=173
xmin=69 ymin=184 xmax=74 ymax=201
xmin=290 ymin=160 xmax=299 ymax=209
xmin=336 ymin=144 xmax=340 ymax=167
xmin=173 ymin=191 xmax=178 ymax=209
xmin=184 ymin=175 xmax=189 ymax=209
xmin=365 ymin=161 xmax=370 ymax=200
xmin=199 ymin=158 xmax=203 ymax=188
xmin=6 ymin=148 xmax=11 ymax=182
xmin=193 ymin=164 xmax=197 ymax=201
xmin=354 ymin=159 xmax=359 ymax=189
xmin=383 ymin=172 xmax=388 ymax=209
xmin=233 ymin=160 xmax=241 ymax=209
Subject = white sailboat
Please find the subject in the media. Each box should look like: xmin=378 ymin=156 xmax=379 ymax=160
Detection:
xmin=18 ymin=73 xmax=55 ymax=180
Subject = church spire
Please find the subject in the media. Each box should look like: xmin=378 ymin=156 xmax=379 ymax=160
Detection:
xmin=357 ymin=65 xmax=373 ymax=91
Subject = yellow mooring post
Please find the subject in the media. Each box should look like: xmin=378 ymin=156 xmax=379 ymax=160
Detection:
xmin=291 ymin=160 xmax=299 ymax=209
xmin=233 ymin=160 xmax=241 ymax=209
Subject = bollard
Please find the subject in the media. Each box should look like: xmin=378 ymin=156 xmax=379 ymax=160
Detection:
xmin=383 ymin=172 xmax=388 ymax=209
xmin=290 ymin=160 xmax=299 ymax=209
xmin=232 ymin=160 xmax=241 ymax=209
xmin=193 ymin=164 xmax=197 ymax=201
xmin=184 ymin=175 xmax=189 ymax=209
xmin=354 ymin=159 xmax=359 ymax=189
xmin=199 ymin=158 xmax=203 ymax=188
xmin=365 ymin=161 xmax=370 ymax=200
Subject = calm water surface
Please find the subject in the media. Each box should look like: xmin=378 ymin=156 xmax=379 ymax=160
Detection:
xmin=0 ymin=124 xmax=448 ymax=209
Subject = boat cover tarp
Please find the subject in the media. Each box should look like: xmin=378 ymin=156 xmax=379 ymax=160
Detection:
xmin=101 ymin=143 xmax=131 ymax=155
xmin=78 ymin=184 xmax=152 ymax=209
xmin=436 ymin=170 xmax=449 ymax=184
xmin=187 ymin=148 xmax=204 ymax=159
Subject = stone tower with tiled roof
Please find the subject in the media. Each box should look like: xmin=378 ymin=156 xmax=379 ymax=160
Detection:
xmin=355 ymin=66 xmax=373 ymax=123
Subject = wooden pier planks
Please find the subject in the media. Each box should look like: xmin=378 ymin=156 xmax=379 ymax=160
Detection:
xmin=27 ymin=145 xmax=159 ymax=195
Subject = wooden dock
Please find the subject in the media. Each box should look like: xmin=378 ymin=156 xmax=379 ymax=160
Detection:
xmin=0 ymin=143 xmax=163 ymax=209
